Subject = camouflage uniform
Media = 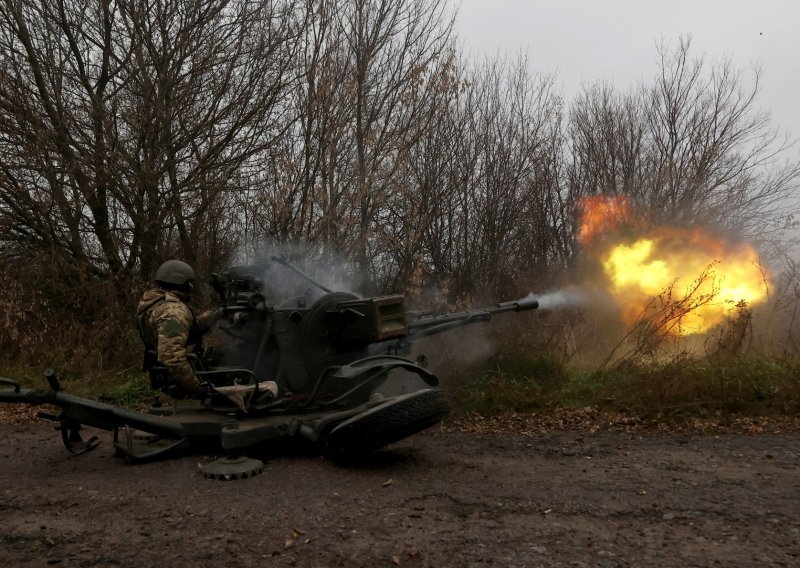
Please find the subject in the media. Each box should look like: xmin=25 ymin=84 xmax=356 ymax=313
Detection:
xmin=137 ymin=289 xmax=213 ymax=397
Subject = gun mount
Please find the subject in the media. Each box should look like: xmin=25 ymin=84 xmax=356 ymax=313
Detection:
xmin=1 ymin=257 xmax=539 ymax=474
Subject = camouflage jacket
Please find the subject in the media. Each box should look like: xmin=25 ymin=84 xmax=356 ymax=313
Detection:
xmin=137 ymin=289 xmax=207 ymax=395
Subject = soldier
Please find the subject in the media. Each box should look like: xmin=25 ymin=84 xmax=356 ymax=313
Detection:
xmin=137 ymin=260 xmax=218 ymax=399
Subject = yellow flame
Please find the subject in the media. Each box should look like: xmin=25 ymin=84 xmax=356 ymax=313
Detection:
xmin=600 ymin=233 xmax=767 ymax=334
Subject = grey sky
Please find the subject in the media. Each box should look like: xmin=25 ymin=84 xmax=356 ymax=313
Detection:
xmin=456 ymin=0 xmax=800 ymax=147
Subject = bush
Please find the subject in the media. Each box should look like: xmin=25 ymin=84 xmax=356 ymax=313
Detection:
xmin=446 ymin=351 xmax=570 ymax=414
xmin=444 ymin=340 xmax=800 ymax=419
xmin=104 ymin=374 xmax=154 ymax=408
xmin=0 ymin=258 xmax=141 ymax=377
xmin=602 ymin=356 xmax=800 ymax=416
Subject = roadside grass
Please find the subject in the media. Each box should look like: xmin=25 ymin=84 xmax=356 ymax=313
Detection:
xmin=443 ymin=353 xmax=571 ymax=414
xmin=0 ymin=357 xmax=153 ymax=408
xmin=104 ymin=374 xmax=153 ymax=407
xmin=5 ymin=347 xmax=799 ymax=419
xmin=445 ymin=347 xmax=800 ymax=420
xmin=445 ymin=283 xmax=800 ymax=422
xmin=603 ymin=356 xmax=800 ymax=416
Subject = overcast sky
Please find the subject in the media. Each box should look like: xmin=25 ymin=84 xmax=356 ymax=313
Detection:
xmin=456 ymin=0 xmax=800 ymax=149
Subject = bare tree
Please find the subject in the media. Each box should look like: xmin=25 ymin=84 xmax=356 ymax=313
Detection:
xmin=566 ymin=38 xmax=799 ymax=252
xmin=406 ymin=55 xmax=563 ymax=301
xmin=237 ymin=0 xmax=456 ymax=289
xmin=338 ymin=0 xmax=454 ymax=289
xmin=0 ymin=0 xmax=301 ymax=298
xmin=235 ymin=0 xmax=357 ymax=258
xmin=644 ymin=38 xmax=799 ymax=245
xmin=567 ymin=83 xmax=646 ymax=200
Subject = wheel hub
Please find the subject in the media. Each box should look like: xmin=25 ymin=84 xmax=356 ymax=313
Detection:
xmin=199 ymin=456 xmax=264 ymax=480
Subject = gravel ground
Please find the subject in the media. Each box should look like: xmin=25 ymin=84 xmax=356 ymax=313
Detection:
xmin=1 ymin=416 xmax=799 ymax=567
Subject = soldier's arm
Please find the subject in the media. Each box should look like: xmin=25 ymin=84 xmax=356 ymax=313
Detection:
xmin=196 ymin=308 xmax=225 ymax=332
xmin=154 ymin=308 xmax=205 ymax=395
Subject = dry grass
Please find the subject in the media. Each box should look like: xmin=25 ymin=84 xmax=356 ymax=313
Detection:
xmin=0 ymin=261 xmax=142 ymax=396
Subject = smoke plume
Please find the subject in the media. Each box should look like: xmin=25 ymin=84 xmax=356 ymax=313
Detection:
xmin=525 ymin=287 xmax=590 ymax=311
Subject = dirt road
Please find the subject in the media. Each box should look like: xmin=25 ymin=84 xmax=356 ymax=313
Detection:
xmin=1 ymin=419 xmax=798 ymax=567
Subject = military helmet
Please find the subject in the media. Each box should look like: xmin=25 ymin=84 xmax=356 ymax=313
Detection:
xmin=155 ymin=260 xmax=196 ymax=289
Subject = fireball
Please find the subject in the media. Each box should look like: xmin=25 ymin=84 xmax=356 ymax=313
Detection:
xmin=579 ymin=196 xmax=769 ymax=335
xmin=577 ymin=195 xmax=632 ymax=246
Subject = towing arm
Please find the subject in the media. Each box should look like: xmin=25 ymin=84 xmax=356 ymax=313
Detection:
xmin=0 ymin=369 xmax=187 ymax=457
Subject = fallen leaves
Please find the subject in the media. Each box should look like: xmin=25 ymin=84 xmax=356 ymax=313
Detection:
xmin=283 ymin=528 xmax=310 ymax=549
xmin=388 ymin=549 xmax=421 ymax=565
xmin=447 ymin=408 xmax=800 ymax=437
xmin=0 ymin=403 xmax=50 ymax=425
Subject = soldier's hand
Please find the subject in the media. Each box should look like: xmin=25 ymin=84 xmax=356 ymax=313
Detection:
xmin=197 ymin=308 xmax=226 ymax=330
xmin=189 ymin=381 xmax=212 ymax=399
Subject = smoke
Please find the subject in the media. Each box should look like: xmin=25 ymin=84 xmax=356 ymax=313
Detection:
xmin=233 ymin=240 xmax=363 ymax=303
xmin=414 ymin=324 xmax=497 ymax=378
xmin=531 ymin=290 xmax=585 ymax=310
xmin=525 ymin=286 xmax=593 ymax=311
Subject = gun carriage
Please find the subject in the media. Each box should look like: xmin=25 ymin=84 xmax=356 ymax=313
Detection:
xmin=0 ymin=257 xmax=538 ymax=478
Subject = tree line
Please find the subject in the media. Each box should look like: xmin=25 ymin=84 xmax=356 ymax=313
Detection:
xmin=0 ymin=0 xmax=797 ymax=367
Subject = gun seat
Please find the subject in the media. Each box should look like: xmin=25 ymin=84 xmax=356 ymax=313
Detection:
xmin=145 ymin=350 xmax=263 ymax=401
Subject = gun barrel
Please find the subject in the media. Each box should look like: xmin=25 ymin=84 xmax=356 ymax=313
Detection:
xmin=406 ymin=297 xmax=539 ymax=339
xmin=494 ymin=297 xmax=539 ymax=312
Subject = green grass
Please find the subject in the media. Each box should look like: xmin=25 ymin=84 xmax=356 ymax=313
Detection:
xmin=103 ymin=374 xmax=154 ymax=407
xmin=446 ymin=352 xmax=572 ymax=414
xmin=445 ymin=346 xmax=800 ymax=418
xmin=0 ymin=360 xmax=155 ymax=408
xmin=604 ymin=357 xmax=800 ymax=416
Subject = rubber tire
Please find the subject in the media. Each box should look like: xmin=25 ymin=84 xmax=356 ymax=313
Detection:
xmin=324 ymin=389 xmax=450 ymax=459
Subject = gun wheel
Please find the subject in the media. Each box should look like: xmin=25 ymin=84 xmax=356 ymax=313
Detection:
xmin=324 ymin=389 xmax=450 ymax=459
xmin=199 ymin=456 xmax=264 ymax=480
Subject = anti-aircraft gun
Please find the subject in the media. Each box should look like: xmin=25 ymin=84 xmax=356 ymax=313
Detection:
xmin=0 ymin=257 xmax=538 ymax=478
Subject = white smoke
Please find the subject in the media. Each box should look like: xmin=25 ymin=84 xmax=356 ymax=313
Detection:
xmin=233 ymin=240 xmax=362 ymax=302
xmin=525 ymin=287 xmax=590 ymax=310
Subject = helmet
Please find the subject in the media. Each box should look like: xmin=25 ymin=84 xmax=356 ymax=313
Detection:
xmin=155 ymin=260 xmax=196 ymax=289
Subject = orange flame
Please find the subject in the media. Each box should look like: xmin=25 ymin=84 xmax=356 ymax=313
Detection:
xmin=578 ymin=196 xmax=768 ymax=335
xmin=577 ymin=195 xmax=632 ymax=246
